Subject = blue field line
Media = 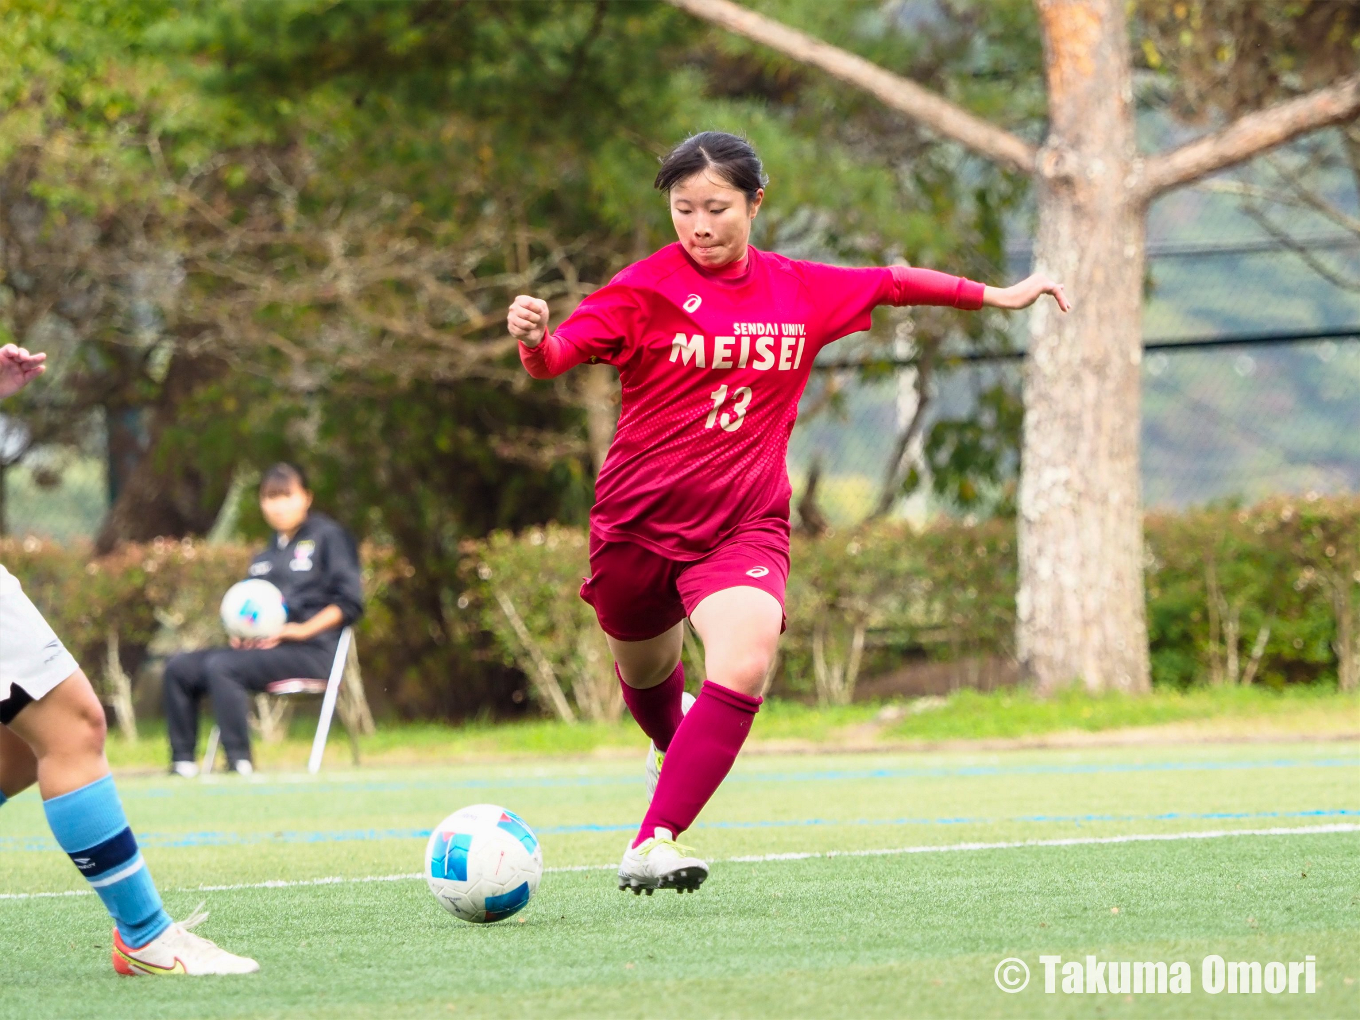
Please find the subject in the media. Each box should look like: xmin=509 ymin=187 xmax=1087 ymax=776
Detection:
xmin=115 ymin=755 xmax=1360 ymax=800
xmin=2 ymin=808 xmax=1355 ymax=853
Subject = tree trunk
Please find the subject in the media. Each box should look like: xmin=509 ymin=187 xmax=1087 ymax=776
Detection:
xmin=1018 ymin=0 xmax=1149 ymax=692
xmin=579 ymin=362 xmax=619 ymax=476
xmin=94 ymin=351 xmax=232 ymax=554
xmin=666 ymin=0 xmax=1360 ymax=698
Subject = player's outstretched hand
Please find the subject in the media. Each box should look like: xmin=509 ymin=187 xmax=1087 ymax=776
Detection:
xmin=507 ymin=295 xmax=550 ymax=347
xmin=0 ymin=344 xmax=47 ymax=398
xmin=984 ymin=274 xmax=1071 ymax=313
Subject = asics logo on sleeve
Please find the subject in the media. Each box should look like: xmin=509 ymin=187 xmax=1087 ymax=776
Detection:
xmin=683 ymin=294 xmax=702 ymax=313
xmin=745 ymin=566 xmax=770 ymax=578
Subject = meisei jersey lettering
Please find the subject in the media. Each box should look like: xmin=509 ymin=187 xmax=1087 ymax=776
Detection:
xmin=520 ymin=243 xmax=983 ymax=559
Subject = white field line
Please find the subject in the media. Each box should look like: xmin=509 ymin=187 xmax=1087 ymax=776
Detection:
xmin=2 ymin=822 xmax=1355 ymax=904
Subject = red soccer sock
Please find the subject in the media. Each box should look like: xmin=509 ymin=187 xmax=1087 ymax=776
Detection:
xmin=618 ymin=660 xmax=685 ymax=752
xmin=632 ymin=680 xmax=762 ymax=847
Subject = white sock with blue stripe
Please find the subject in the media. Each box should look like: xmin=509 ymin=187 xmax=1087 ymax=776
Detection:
xmin=43 ymin=774 xmax=171 ymax=947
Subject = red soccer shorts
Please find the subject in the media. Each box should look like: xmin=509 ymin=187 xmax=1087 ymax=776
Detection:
xmin=580 ymin=522 xmax=790 ymax=643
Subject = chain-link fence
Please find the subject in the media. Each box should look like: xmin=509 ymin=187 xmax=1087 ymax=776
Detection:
xmin=792 ymin=172 xmax=1360 ymax=525
xmin=792 ymin=333 xmax=1360 ymax=526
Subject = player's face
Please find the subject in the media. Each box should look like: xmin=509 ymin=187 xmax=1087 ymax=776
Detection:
xmin=260 ymin=483 xmax=313 ymax=535
xmin=669 ymin=170 xmax=763 ymax=269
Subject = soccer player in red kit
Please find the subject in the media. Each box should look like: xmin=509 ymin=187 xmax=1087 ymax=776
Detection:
xmin=507 ymin=132 xmax=1069 ymax=894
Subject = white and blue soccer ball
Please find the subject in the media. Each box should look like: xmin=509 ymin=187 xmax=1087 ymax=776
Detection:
xmin=219 ymin=579 xmax=287 ymax=639
xmin=424 ymin=804 xmax=543 ymax=923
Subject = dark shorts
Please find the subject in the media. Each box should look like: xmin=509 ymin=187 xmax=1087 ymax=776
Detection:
xmin=0 ymin=684 xmax=34 ymax=726
xmin=580 ymin=524 xmax=790 ymax=643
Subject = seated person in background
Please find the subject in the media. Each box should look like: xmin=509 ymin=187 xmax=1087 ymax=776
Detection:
xmin=164 ymin=463 xmax=364 ymax=776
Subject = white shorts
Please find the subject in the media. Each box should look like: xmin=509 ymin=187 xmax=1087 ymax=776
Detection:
xmin=0 ymin=563 xmax=79 ymax=709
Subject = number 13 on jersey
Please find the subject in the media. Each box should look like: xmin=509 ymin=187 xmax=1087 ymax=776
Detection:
xmin=706 ymin=384 xmax=752 ymax=432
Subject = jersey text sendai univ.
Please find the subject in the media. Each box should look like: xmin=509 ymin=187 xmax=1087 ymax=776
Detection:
xmin=520 ymin=243 xmax=983 ymax=559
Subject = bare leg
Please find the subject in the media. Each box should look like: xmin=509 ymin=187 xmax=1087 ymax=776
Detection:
xmin=5 ymin=669 xmax=110 ymax=799
xmin=0 ymin=722 xmax=39 ymax=798
xmin=626 ymin=585 xmax=783 ymax=854
xmin=607 ymin=622 xmax=683 ymax=689
xmin=688 ymin=585 xmax=783 ymax=696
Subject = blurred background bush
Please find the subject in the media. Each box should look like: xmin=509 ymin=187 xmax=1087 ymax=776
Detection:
xmin=12 ymin=493 xmax=1348 ymax=730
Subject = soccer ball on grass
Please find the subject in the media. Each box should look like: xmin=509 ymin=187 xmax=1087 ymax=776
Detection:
xmin=425 ymin=804 xmax=543 ymax=923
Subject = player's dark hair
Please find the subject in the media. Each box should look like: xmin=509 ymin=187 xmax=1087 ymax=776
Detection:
xmin=654 ymin=132 xmax=768 ymax=203
xmin=259 ymin=462 xmax=309 ymax=498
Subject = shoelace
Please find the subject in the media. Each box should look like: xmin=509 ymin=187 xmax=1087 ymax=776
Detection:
xmin=641 ymin=836 xmax=697 ymax=858
xmin=174 ymin=902 xmax=228 ymax=954
xmin=179 ymin=902 xmax=210 ymax=931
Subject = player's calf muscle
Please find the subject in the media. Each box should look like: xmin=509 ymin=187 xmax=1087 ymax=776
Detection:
xmin=0 ymin=724 xmax=39 ymax=796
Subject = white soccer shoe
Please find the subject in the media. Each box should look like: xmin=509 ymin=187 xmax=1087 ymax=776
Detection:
xmin=645 ymin=691 xmax=696 ymax=800
xmin=617 ymin=828 xmax=708 ymax=895
xmin=112 ymin=905 xmax=259 ymax=976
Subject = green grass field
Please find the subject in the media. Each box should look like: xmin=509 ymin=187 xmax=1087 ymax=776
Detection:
xmin=3 ymin=739 xmax=1358 ymax=1018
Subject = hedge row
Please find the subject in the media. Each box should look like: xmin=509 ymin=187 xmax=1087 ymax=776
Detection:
xmin=0 ymin=536 xmax=405 ymax=705
xmin=464 ymin=496 xmax=1360 ymax=710
xmin=3 ymin=495 xmax=1356 ymax=719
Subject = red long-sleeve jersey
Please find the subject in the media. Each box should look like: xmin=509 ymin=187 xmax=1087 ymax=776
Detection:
xmin=521 ymin=243 xmax=983 ymax=559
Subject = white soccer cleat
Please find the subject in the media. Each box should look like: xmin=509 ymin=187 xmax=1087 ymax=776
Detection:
xmin=617 ymin=827 xmax=708 ymax=895
xmin=645 ymin=691 xmax=695 ymax=800
xmin=112 ymin=905 xmax=259 ymax=976
xmin=171 ymin=761 xmax=199 ymax=779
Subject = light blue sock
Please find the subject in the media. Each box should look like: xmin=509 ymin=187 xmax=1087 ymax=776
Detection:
xmin=43 ymin=774 xmax=171 ymax=947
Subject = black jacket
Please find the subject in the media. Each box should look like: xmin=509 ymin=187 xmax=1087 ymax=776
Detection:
xmin=244 ymin=512 xmax=364 ymax=649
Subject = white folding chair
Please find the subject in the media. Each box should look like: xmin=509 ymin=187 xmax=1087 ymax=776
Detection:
xmin=201 ymin=626 xmax=355 ymax=775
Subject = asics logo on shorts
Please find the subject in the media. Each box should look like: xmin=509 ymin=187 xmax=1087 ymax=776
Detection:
xmin=683 ymin=294 xmax=702 ymax=313
xmin=745 ymin=566 xmax=770 ymax=578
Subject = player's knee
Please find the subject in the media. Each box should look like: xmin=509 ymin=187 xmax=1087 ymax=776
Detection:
xmin=615 ymin=653 xmax=680 ymax=689
xmin=70 ymin=682 xmax=108 ymax=753
xmin=711 ymin=649 xmax=773 ymax=695
xmin=45 ymin=673 xmax=107 ymax=758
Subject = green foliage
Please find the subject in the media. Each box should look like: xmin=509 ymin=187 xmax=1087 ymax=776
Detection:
xmin=464 ymin=524 xmax=618 ymax=723
xmin=1133 ymin=0 xmax=1360 ymax=118
xmin=223 ymin=379 xmax=592 ymax=722
xmin=0 ymin=535 xmax=403 ymax=704
xmin=784 ymin=516 xmax=1016 ymax=702
xmin=8 ymin=496 xmax=1356 ymax=721
xmin=919 ymin=378 xmax=1024 ymax=514
xmin=460 ymin=498 xmax=1360 ymax=714
xmin=2 ymin=0 xmax=1065 ymax=697
xmin=1145 ymin=496 xmax=1360 ymax=690
xmin=0 ymin=536 xmax=250 ymax=687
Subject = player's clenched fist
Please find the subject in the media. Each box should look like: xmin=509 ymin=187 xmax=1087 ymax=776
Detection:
xmin=507 ymin=295 xmax=550 ymax=347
